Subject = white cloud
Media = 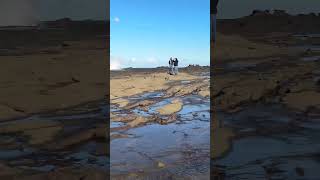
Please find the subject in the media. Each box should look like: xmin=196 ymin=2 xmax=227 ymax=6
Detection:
xmin=110 ymin=56 xmax=122 ymax=70
xmin=146 ymin=57 xmax=159 ymax=64
xmin=110 ymin=56 xmax=164 ymax=69
xmin=130 ymin=57 xmax=136 ymax=62
xmin=113 ymin=17 xmax=120 ymax=23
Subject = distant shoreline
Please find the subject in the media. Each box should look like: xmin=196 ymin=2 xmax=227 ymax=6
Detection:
xmin=217 ymin=9 xmax=320 ymax=38
xmin=111 ymin=65 xmax=210 ymax=71
xmin=218 ymin=9 xmax=320 ymax=20
xmin=0 ymin=18 xmax=109 ymax=29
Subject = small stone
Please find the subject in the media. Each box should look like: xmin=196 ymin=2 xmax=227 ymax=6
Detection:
xmin=71 ymin=77 xmax=80 ymax=83
xmin=157 ymin=162 xmax=165 ymax=168
xmin=129 ymin=173 xmax=138 ymax=177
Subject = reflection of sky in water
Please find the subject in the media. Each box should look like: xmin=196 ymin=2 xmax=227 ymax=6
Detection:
xmin=111 ymin=121 xmax=125 ymax=128
xmin=0 ymin=148 xmax=35 ymax=160
xmin=215 ymin=137 xmax=320 ymax=166
xmin=295 ymin=44 xmax=320 ymax=51
xmin=215 ymin=136 xmax=320 ymax=179
xmin=0 ymin=101 xmax=109 ymax=173
xmin=68 ymin=151 xmax=109 ymax=169
xmin=66 ymin=142 xmax=108 ymax=169
xmin=111 ymin=119 xmax=210 ymax=174
xmin=277 ymin=158 xmax=320 ymax=179
xmin=148 ymin=98 xmax=174 ymax=114
xmin=226 ymin=62 xmax=257 ymax=71
xmin=21 ymin=165 xmax=56 ymax=172
xmin=128 ymin=91 xmax=165 ymax=101
xmin=132 ymin=108 xmax=152 ymax=117
xmin=111 ymin=95 xmax=210 ymax=175
xmin=301 ymin=56 xmax=320 ymax=62
xmin=215 ymin=103 xmax=320 ymax=179
xmin=181 ymin=80 xmax=191 ymax=84
xmin=179 ymin=104 xmax=209 ymax=115
xmin=293 ymin=33 xmax=320 ymax=39
xmin=218 ymin=104 xmax=292 ymax=129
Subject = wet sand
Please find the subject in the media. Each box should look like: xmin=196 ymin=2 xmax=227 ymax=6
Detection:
xmin=0 ymin=20 xmax=108 ymax=179
xmin=110 ymin=69 xmax=210 ymax=179
xmin=0 ymin=20 xmax=108 ymax=121
xmin=212 ymin=13 xmax=320 ymax=179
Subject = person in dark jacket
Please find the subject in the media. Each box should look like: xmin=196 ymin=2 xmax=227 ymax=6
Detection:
xmin=211 ymin=0 xmax=219 ymax=42
xmin=173 ymin=58 xmax=179 ymax=75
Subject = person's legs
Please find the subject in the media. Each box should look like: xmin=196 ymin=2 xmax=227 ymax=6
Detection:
xmin=173 ymin=66 xmax=178 ymax=75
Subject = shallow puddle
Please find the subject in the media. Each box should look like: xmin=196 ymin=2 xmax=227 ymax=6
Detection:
xmin=293 ymin=33 xmax=320 ymax=39
xmin=297 ymin=45 xmax=320 ymax=52
xmin=0 ymin=148 xmax=35 ymax=160
xmin=226 ymin=62 xmax=257 ymax=71
xmin=301 ymin=56 xmax=320 ymax=62
xmin=110 ymin=94 xmax=210 ymax=178
xmin=0 ymin=100 xmax=108 ymax=172
xmin=214 ymin=103 xmax=320 ymax=179
xmin=128 ymin=91 xmax=165 ymax=101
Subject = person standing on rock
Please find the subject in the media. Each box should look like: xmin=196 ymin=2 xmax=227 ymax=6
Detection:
xmin=168 ymin=57 xmax=174 ymax=75
xmin=173 ymin=58 xmax=179 ymax=75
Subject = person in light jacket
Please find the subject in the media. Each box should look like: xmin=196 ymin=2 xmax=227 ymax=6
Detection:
xmin=168 ymin=57 xmax=174 ymax=74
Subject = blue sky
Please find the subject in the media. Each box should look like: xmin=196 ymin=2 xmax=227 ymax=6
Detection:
xmin=110 ymin=0 xmax=210 ymax=69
